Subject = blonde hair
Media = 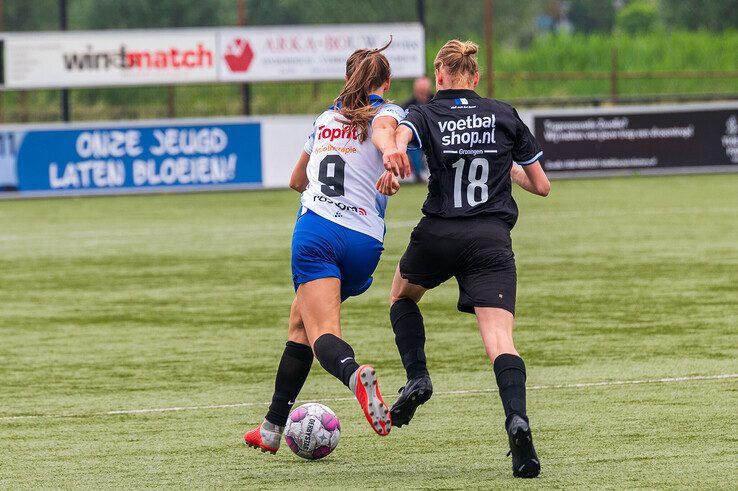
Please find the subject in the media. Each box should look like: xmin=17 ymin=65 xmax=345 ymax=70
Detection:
xmin=433 ymin=39 xmax=479 ymax=85
xmin=334 ymin=38 xmax=393 ymax=142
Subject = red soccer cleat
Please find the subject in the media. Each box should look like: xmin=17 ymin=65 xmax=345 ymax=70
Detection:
xmin=243 ymin=423 xmax=281 ymax=454
xmin=352 ymin=365 xmax=392 ymax=436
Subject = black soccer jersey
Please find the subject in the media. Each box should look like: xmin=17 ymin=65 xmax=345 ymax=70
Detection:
xmin=400 ymin=89 xmax=542 ymax=227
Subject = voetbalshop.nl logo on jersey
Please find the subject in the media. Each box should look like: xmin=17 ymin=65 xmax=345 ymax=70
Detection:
xmin=437 ymin=114 xmax=496 ymax=147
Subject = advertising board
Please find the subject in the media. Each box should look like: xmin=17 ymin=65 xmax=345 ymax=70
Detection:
xmin=12 ymin=121 xmax=262 ymax=193
xmin=533 ymin=104 xmax=738 ymax=172
xmin=218 ymin=23 xmax=425 ymax=82
xmin=4 ymin=30 xmax=218 ymax=89
xmin=1 ymin=24 xmax=425 ymax=89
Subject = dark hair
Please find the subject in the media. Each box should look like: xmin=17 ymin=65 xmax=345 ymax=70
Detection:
xmin=334 ymin=38 xmax=392 ymax=142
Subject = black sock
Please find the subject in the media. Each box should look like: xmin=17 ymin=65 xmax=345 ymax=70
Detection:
xmin=264 ymin=341 xmax=313 ymax=427
xmin=313 ymin=333 xmax=361 ymax=388
xmin=493 ymin=354 xmax=527 ymax=422
xmin=390 ymin=299 xmax=429 ymax=380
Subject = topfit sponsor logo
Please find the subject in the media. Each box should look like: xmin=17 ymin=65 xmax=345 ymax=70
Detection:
xmin=317 ymin=124 xmax=359 ymax=142
xmin=313 ymin=195 xmax=367 ymax=216
xmin=438 ymin=114 xmax=496 ymax=147
xmin=62 ymin=43 xmax=213 ymax=71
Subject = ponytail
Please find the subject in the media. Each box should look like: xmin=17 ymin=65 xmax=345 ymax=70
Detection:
xmin=434 ymin=39 xmax=479 ymax=85
xmin=334 ymin=38 xmax=393 ymax=142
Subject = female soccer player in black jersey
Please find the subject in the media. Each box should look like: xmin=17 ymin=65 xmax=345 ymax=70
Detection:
xmin=379 ymin=39 xmax=550 ymax=478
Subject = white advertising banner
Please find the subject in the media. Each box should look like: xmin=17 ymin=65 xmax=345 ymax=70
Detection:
xmin=3 ymin=29 xmax=219 ymax=89
xmin=1 ymin=23 xmax=425 ymax=89
xmin=218 ymin=23 xmax=425 ymax=82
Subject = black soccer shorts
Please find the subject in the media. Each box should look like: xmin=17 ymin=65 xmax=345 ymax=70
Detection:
xmin=399 ymin=215 xmax=517 ymax=315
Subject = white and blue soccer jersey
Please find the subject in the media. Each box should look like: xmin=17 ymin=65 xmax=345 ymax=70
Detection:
xmin=300 ymin=95 xmax=405 ymax=243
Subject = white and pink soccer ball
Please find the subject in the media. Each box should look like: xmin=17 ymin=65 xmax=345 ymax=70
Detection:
xmin=284 ymin=403 xmax=341 ymax=460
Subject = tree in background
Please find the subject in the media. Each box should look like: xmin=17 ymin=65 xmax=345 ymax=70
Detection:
xmin=660 ymin=0 xmax=738 ymax=31
xmin=568 ymin=0 xmax=616 ymax=33
xmin=616 ymin=0 xmax=659 ymax=34
xmin=2 ymin=0 xmax=58 ymax=30
xmin=1 ymin=0 xmax=737 ymax=35
xmin=69 ymin=0 xmax=235 ymax=29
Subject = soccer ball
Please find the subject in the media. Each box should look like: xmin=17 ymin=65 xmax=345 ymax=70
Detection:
xmin=284 ymin=403 xmax=341 ymax=460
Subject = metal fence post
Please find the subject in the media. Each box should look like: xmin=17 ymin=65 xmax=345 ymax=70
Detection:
xmin=0 ymin=0 xmax=4 ymax=123
xmin=485 ymin=0 xmax=494 ymax=98
xmin=167 ymin=86 xmax=176 ymax=118
xmin=610 ymin=45 xmax=619 ymax=103
xmin=238 ymin=0 xmax=251 ymax=116
xmin=59 ymin=0 xmax=70 ymax=122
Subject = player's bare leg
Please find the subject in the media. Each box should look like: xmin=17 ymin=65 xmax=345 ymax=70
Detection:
xmin=245 ymin=298 xmax=312 ymax=454
xmin=389 ymin=266 xmax=433 ymax=427
xmin=475 ymin=307 xmax=540 ymax=478
xmin=298 ymin=278 xmax=391 ymax=436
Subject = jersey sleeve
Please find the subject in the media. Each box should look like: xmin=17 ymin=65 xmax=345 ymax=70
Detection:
xmin=303 ymin=120 xmax=317 ymax=154
xmin=374 ymin=103 xmax=405 ymax=123
xmin=399 ymin=105 xmax=428 ymax=150
xmin=511 ymin=108 xmax=543 ymax=165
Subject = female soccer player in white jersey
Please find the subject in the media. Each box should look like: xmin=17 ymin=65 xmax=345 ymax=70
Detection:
xmin=244 ymin=42 xmax=405 ymax=454
xmin=383 ymin=40 xmax=550 ymax=478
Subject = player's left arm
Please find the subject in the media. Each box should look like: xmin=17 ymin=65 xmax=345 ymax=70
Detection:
xmin=373 ymin=116 xmax=411 ymax=179
xmin=509 ymin=107 xmax=549 ymax=196
xmin=372 ymin=115 xmax=399 ymax=153
xmin=511 ymin=162 xmax=550 ymax=197
xmin=289 ymin=150 xmax=311 ymax=193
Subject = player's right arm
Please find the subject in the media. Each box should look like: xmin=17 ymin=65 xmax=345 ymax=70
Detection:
xmin=386 ymin=105 xmax=425 ymax=178
xmin=374 ymin=106 xmax=411 ymax=179
xmin=381 ymin=125 xmax=412 ymax=178
xmin=395 ymin=125 xmax=413 ymax=153
xmin=289 ymin=150 xmax=311 ymax=193
xmin=290 ymin=122 xmax=318 ymax=193
xmin=372 ymin=114 xmax=404 ymax=195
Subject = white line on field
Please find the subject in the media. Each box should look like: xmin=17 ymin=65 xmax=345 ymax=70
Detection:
xmin=1 ymin=373 xmax=735 ymax=422
xmin=1 ymin=207 xmax=734 ymax=244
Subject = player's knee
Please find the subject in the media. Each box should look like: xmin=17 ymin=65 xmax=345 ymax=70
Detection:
xmin=287 ymin=326 xmax=310 ymax=345
xmin=289 ymin=316 xmax=304 ymax=332
xmin=483 ymin=333 xmax=517 ymax=361
xmin=390 ymin=285 xmax=424 ymax=305
xmin=287 ymin=312 xmax=307 ymax=342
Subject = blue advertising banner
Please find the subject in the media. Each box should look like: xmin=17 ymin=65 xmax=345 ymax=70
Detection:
xmin=15 ymin=122 xmax=261 ymax=193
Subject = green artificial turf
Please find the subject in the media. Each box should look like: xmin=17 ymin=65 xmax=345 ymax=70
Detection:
xmin=1 ymin=174 xmax=736 ymax=488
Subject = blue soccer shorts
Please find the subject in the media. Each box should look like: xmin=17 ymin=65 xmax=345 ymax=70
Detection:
xmin=292 ymin=209 xmax=383 ymax=301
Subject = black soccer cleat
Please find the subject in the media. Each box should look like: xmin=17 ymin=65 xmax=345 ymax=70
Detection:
xmin=389 ymin=375 xmax=433 ymax=427
xmin=506 ymin=414 xmax=540 ymax=478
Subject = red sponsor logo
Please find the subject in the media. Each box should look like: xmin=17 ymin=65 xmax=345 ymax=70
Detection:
xmin=224 ymin=37 xmax=254 ymax=72
xmin=62 ymin=44 xmax=213 ymax=71
xmin=357 ymin=208 xmax=367 ymax=216
xmin=317 ymin=124 xmax=358 ymax=142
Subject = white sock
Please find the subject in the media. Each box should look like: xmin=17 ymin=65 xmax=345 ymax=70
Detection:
xmin=262 ymin=420 xmax=284 ymax=434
